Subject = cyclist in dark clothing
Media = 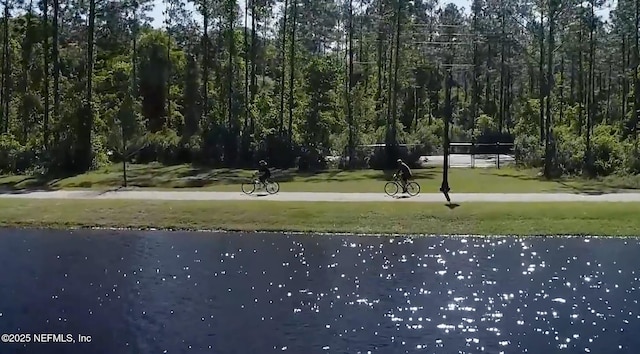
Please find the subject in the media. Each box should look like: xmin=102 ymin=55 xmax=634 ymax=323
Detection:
xmin=395 ymin=158 xmax=412 ymax=193
xmin=257 ymin=160 xmax=271 ymax=185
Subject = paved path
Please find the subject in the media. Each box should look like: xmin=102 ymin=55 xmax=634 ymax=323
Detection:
xmin=2 ymin=189 xmax=640 ymax=202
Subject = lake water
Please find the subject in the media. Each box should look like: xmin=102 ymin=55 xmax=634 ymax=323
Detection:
xmin=0 ymin=229 xmax=639 ymax=354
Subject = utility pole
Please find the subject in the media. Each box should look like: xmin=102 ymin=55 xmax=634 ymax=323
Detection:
xmin=419 ymin=24 xmax=476 ymax=203
xmin=405 ymin=20 xmax=486 ymax=202
xmin=440 ymin=68 xmax=453 ymax=201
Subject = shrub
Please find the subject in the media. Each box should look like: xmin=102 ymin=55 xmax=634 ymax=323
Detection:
xmin=590 ymin=125 xmax=624 ymax=176
xmin=297 ymin=146 xmax=328 ymax=171
xmin=366 ymin=144 xmax=425 ymax=170
xmin=139 ymin=128 xmax=181 ymax=164
xmin=552 ymin=126 xmax=585 ymax=175
xmin=91 ymin=134 xmax=110 ymax=170
xmin=0 ymin=134 xmax=29 ymax=173
xmin=514 ymin=134 xmax=543 ymax=168
xmin=622 ymin=141 xmax=640 ymax=174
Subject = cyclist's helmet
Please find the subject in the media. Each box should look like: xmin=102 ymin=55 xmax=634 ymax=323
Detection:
xmin=259 ymin=160 xmax=267 ymax=166
xmin=397 ymin=158 xmax=403 ymax=164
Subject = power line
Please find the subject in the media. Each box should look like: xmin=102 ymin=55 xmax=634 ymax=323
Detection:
xmin=415 ymin=41 xmax=480 ymax=45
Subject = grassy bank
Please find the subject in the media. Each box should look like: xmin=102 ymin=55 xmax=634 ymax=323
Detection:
xmin=2 ymin=162 xmax=640 ymax=193
xmin=1 ymin=199 xmax=639 ymax=236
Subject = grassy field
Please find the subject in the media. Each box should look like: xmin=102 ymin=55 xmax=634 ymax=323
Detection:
xmin=0 ymin=199 xmax=639 ymax=236
xmin=1 ymin=162 xmax=640 ymax=193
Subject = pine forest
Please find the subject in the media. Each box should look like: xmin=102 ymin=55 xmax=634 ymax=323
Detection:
xmin=0 ymin=0 xmax=638 ymax=178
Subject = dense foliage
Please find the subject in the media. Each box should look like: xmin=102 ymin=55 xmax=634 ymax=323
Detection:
xmin=0 ymin=0 xmax=639 ymax=176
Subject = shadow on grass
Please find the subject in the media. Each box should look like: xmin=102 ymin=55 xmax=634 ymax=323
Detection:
xmin=487 ymin=171 xmax=548 ymax=182
xmin=0 ymin=174 xmax=72 ymax=193
xmin=174 ymin=169 xmax=253 ymax=188
xmin=57 ymin=165 xmax=245 ymax=189
xmin=555 ymin=181 xmax=635 ymax=195
xmin=487 ymin=170 xmax=640 ymax=195
xmin=0 ymin=165 xmax=441 ymax=192
xmin=446 ymin=203 xmax=460 ymax=210
xmin=174 ymin=167 xmax=439 ymax=186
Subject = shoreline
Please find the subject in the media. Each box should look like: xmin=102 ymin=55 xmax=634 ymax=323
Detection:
xmin=4 ymin=224 xmax=639 ymax=238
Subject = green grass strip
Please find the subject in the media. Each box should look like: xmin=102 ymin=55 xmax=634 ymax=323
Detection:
xmin=0 ymin=199 xmax=638 ymax=236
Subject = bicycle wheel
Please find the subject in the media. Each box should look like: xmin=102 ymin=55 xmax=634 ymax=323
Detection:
xmin=384 ymin=181 xmax=399 ymax=196
xmin=266 ymin=181 xmax=280 ymax=194
xmin=242 ymin=181 xmax=257 ymax=195
xmin=406 ymin=181 xmax=420 ymax=196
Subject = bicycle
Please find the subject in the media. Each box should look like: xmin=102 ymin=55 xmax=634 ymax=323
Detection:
xmin=384 ymin=174 xmax=420 ymax=197
xmin=242 ymin=175 xmax=280 ymax=195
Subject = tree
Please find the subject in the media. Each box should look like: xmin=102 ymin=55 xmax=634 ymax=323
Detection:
xmin=75 ymin=0 xmax=97 ymax=171
xmin=107 ymin=64 xmax=146 ymax=186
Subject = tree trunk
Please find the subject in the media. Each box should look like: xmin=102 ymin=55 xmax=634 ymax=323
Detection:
xmin=202 ymin=6 xmax=209 ymax=123
xmin=375 ymin=0 xmax=384 ymax=128
xmin=21 ymin=1 xmax=33 ymax=141
xmin=499 ymin=6 xmax=506 ymax=133
xmin=543 ymin=5 xmax=554 ymax=178
xmin=132 ymin=6 xmax=138 ymax=97
xmin=471 ymin=9 xmax=479 ymax=132
xmin=538 ymin=7 xmax=545 ymax=144
xmin=250 ymin=0 xmax=259 ymax=115
xmin=385 ymin=36 xmax=394 ymax=146
xmin=506 ymin=68 xmax=513 ymax=130
xmin=287 ymin=0 xmax=297 ymax=149
xmin=585 ymin=0 xmax=595 ymax=173
xmin=578 ymin=27 xmax=584 ymax=135
xmin=622 ymin=35 xmax=627 ymax=126
xmin=559 ymin=56 xmax=564 ymax=124
xmin=346 ymin=0 xmax=355 ymax=167
xmin=388 ymin=0 xmax=402 ymax=163
xmin=250 ymin=0 xmax=257 ymax=132
xmin=278 ymin=0 xmax=288 ymax=136
xmin=634 ymin=0 xmax=640 ymax=142
xmin=53 ymin=0 xmax=60 ymax=138
xmin=569 ymin=55 xmax=575 ymax=103
xmin=2 ymin=1 xmax=11 ymax=133
xmin=485 ymin=42 xmax=492 ymax=114
xmin=228 ymin=6 xmax=233 ymax=130
xmin=227 ymin=2 xmax=235 ymax=165
xmin=166 ymin=9 xmax=172 ymax=128
xmin=80 ymin=0 xmax=96 ymax=171
xmin=606 ymin=61 xmax=611 ymax=123
xmin=243 ymin=0 xmax=249 ymax=154
xmin=42 ymin=0 xmax=50 ymax=148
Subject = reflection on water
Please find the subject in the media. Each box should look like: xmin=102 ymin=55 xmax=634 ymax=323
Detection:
xmin=0 ymin=230 xmax=639 ymax=353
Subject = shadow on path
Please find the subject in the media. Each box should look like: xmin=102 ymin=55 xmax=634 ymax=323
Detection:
xmin=246 ymin=193 xmax=270 ymax=198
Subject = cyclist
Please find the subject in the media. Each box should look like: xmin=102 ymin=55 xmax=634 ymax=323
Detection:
xmin=394 ymin=158 xmax=412 ymax=193
xmin=256 ymin=160 xmax=271 ymax=188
